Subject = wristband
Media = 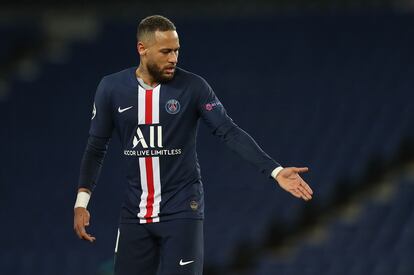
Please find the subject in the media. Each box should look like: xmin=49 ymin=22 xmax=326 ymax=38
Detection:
xmin=271 ymin=166 xmax=284 ymax=180
xmin=74 ymin=191 xmax=91 ymax=209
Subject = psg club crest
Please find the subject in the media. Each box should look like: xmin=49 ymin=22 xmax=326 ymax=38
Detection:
xmin=165 ymin=99 xmax=180 ymax=114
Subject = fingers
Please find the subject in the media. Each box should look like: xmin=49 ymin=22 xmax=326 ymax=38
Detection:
xmin=294 ymin=167 xmax=309 ymax=174
xmin=77 ymin=225 xmax=96 ymax=242
xmin=290 ymin=189 xmax=302 ymax=199
xmin=74 ymin=209 xmax=96 ymax=243
xmin=275 ymin=169 xmax=314 ymax=201
xmin=292 ymin=168 xmax=313 ymax=201
xmin=81 ymin=214 xmax=96 ymax=242
xmin=81 ymin=230 xmax=96 ymax=243
xmin=301 ymin=180 xmax=313 ymax=195
xmin=297 ymin=184 xmax=312 ymax=201
xmin=289 ymin=179 xmax=313 ymax=201
xmin=75 ymin=222 xmax=96 ymax=242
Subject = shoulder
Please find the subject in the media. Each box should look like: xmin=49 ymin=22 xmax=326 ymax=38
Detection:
xmin=95 ymin=67 xmax=135 ymax=99
xmin=174 ymin=67 xmax=212 ymax=92
xmin=101 ymin=67 xmax=135 ymax=87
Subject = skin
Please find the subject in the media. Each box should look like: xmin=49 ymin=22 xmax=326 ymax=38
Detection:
xmin=135 ymin=30 xmax=180 ymax=87
xmin=73 ymin=188 xmax=95 ymax=242
xmin=276 ymin=167 xmax=313 ymax=201
xmin=74 ymin=30 xmax=313 ymax=243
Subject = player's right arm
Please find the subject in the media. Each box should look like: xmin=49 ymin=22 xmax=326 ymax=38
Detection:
xmin=73 ymin=77 xmax=114 ymax=242
xmin=74 ymin=188 xmax=95 ymax=242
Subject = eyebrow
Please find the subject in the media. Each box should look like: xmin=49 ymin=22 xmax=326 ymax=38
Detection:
xmin=160 ymin=47 xmax=180 ymax=51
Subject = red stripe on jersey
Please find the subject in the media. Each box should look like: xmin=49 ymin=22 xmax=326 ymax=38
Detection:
xmin=145 ymin=89 xmax=153 ymax=124
xmin=144 ymin=157 xmax=154 ymax=223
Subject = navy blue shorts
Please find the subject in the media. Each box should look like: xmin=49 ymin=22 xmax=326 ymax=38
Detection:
xmin=114 ymin=219 xmax=203 ymax=275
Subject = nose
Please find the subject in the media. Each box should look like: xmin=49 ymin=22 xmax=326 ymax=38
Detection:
xmin=168 ymin=51 xmax=178 ymax=64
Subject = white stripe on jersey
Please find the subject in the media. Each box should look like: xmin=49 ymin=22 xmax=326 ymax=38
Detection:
xmin=152 ymin=85 xmax=160 ymax=124
xmin=136 ymin=84 xmax=162 ymax=223
xmin=114 ymin=228 xmax=120 ymax=253
xmin=152 ymin=157 xmax=161 ymax=223
xmin=138 ymin=86 xmax=146 ymax=125
xmin=138 ymin=84 xmax=161 ymax=125
xmin=138 ymin=157 xmax=148 ymax=223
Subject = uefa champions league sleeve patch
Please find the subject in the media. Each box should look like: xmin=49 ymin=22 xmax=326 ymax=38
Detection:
xmin=204 ymin=100 xmax=222 ymax=111
xmin=165 ymin=99 xmax=180 ymax=114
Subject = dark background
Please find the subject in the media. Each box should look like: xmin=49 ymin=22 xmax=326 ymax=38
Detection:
xmin=1 ymin=1 xmax=414 ymax=275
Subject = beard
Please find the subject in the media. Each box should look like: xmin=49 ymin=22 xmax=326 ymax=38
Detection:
xmin=146 ymin=61 xmax=175 ymax=84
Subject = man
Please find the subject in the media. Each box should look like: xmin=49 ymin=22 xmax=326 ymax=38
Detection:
xmin=73 ymin=15 xmax=313 ymax=275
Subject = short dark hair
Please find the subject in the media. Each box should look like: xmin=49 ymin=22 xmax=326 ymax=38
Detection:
xmin=137 ymin=15 xmax=176 ymax=42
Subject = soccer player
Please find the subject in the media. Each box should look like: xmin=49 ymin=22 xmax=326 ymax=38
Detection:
xmin=73 ymin=15 xmax=313 ymax=275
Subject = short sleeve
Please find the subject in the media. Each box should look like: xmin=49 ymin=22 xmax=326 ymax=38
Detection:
xmin=89 ymin=78 xmax=114 ymax=138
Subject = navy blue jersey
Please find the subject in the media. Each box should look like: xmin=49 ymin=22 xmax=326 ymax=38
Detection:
xmin=81 ymin=66 xmax=279 ymax=224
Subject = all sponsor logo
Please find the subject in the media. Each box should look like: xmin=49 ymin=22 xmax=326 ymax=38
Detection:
xmin=133 ymin=126 xmax=163 ymax=149
xmin=124 ymin=126 xmax=182 ymax=157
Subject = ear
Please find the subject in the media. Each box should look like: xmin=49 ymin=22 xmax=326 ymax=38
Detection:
xmin=137 ymin=41 xmax=147 ymax=56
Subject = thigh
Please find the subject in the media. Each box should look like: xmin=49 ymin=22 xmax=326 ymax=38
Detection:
xmin=156 ymin=219 xmax=204 ymax=275
xmin=114 ymin=223 xmax=160 ymax=275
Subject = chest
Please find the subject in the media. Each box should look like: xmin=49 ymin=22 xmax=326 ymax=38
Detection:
xmin=111 ymin=84 xmax=196 ymax=128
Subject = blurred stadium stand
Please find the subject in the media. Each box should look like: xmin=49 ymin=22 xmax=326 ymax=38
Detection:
xmin=252 ymin=170 xmax=414 ymax=275
xmin=1 ymin=2 xmax=414 ymax=275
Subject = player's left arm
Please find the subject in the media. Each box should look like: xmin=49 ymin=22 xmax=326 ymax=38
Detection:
xmin=197 ymin=79 xmax=313 ymax=201
xmin=274 ymin=167 xmax=313 ymax=201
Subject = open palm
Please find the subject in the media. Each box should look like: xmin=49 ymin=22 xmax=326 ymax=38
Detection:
xmin=275 ymin=167 xmax=313 ymax=201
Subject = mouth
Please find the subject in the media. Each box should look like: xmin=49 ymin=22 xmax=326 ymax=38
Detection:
xmin=164 ymin=67 xmax=176 ymax=75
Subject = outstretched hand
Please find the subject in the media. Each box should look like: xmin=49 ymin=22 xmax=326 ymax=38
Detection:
xmin=74 ymin=207 xmax=96 ymax=243
xmin=275 ymin=167 xmax=313 ymax=201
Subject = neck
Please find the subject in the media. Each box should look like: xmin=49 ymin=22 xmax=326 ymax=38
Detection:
xmin=136 ymin=64 xmax=158 ymax=87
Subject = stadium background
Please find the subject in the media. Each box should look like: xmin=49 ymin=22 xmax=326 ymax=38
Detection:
xmin=1 ymin=0 xmax=414 ymax=274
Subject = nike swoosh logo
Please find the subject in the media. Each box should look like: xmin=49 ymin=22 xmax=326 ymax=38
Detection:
xmin=179 ymin=259 xmax=194 ymax=266
xmin=118 ymin=106 xmax=133 ymax=113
